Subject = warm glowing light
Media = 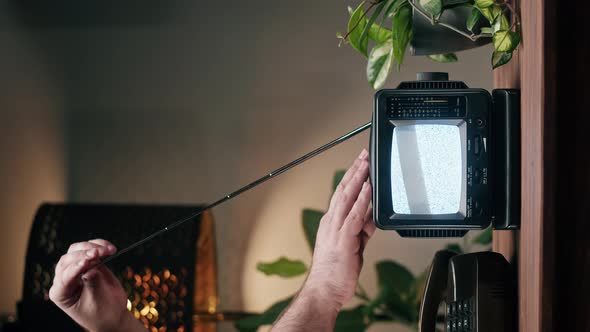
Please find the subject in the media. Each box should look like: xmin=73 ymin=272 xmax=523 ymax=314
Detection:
xmin=143 ymin=268 xmax=152 ymax=281
xmin=120 ymin=266 xmax=189 ymax=331
xmin=140 ymin=306 xmax=150 ymax=316
xmin=150 ymin=307 xmax=159 ymax=316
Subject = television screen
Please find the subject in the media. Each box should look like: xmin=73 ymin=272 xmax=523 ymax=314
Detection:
xmin=390 ymin=122 xmax=466 ymax=215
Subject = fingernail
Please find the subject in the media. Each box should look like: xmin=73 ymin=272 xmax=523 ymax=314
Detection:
xmin=108 ymin=245 xmax=116 ymax=252
xmin=77 ymin=260 xmax=85 ymax=266
xmin=359 ymin=149 xmax=368 ymax=159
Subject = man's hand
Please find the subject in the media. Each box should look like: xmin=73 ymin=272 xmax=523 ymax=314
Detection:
xmin=272 ymin=149 xmax=376 ymax=331
xmin=49 ymin=239 xmax=146 ymax=332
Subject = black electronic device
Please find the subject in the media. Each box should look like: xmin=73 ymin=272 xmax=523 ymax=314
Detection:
xmin=370 ymin=72 xmax=520 ymax=237
xmin=418 ymin=250 xmax=517 ymax=332
xmin=82 ymin=72 xmax=521 ymax=271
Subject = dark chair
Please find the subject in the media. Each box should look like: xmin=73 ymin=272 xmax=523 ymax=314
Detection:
xmin=13 ymin=203 xmax=218 ymax=332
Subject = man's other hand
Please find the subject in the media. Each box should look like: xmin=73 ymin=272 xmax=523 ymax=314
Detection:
xmin=49 ymin=239 xmax=146 ymax=332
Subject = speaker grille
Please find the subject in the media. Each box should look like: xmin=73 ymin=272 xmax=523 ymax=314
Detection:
xmin=397 ymin=229 xmax=468 ymax=237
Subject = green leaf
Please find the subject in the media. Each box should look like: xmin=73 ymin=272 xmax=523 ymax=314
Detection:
xmin=477 ymin=4 xmax=501 ymax=23
xmin=472 ymin=226 xmax=493 ymax=245
xmin=368 ymin=24 xmax=393 ymax=44
xmin=302 ymin=209 xmax=324 ymax=251
xmin=475 ymin=0 xmax=495 ymax=8
xmin=371 ymin=260 xmax=418 ymax=323
xmin=332 ymin=170 xmax=347 ymax=193
xmin=466 ymin=7 xmax=481 ymax=32
xmin=235 ymin=297 xmax=293 ymax=332
xmin=492 ymin=12 xmax=510 ymax=34
xmin=392 ymin=3 xmax=413 ymax=70
xmin=376 ymin=260 xmax=415 ymax=294
xmin=359 ymin=0 xmax=388 ymax=48
xmin=383 ymin=0 xmax=409 ymax=18
xmin=491 ymin=50 xmax=513 ymax=69
xmin=445 ymin=243 xmax=464 ymax=253
xmin=348 ymin=2 xmax=369 ymax=57
xmin=493 ymin=29 xmax=520 ymax=52
xmin=427 ymin=53 xmax=458 ymax=63
xmin=256 ymin=257 xmax=308 ymax=278
xmin=419 ymin=0 xmax=443 ymax=16
xmin=480 ymin=27 xmax=493 ymax=34
xmin=367 ymin=41 xmax=395 ymax=89
xmin=334 ymin=305 xmax=370 ymax=331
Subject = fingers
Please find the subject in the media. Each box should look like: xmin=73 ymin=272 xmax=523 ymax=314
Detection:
xmin=51 ymin=255 xmax=98 ymax=305
xmin=67 ymin=239 xmax=116 ymax=253
xmin=342 ymin=182 xmax=372 ymax=235
xmin=329 ymin=149 xmax=369 ymax=211
xmin=58 ymin=245 xmax=116 ymax=273
xmin=362 ymin=207 xmax=376 ymax=238
xmin=331 ymin=158 xmax=370 ymax=229
xmin=51 ymin=240 xmax=118 ymax=304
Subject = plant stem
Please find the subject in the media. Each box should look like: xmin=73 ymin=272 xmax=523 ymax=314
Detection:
xmin=342 ymin=1 xmax=378 ymax=42
xmin=503 ymin=1 xmax=521 ymax=30
xmin=407 ymin=0 xmax=486 ymax=41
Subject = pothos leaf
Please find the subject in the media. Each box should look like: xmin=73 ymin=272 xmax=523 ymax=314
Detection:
xmin=235 ymin=297 xmax=293 ymax=332
xmin=492 ymin=50 xmax=513 ymax=69
xmin=376 ymin=260 xmax=415 ymax=295
xmin=466 ymin=7 xmax=481 ymax=32
xmin=302 ymin=209 xmax=324 ymax=251
xmin=359 ymin=0 xmax=388 ymax=48
xmin=475 ymin=0 xmax=495 ymax=8
xmin=419 ymin=0 xmax=443 ymax=16
xmin=477 ymin=4 xmax=501 ymax=24
xmin=472 ymin=226 xmax=493 ymax=245
xmin=392 ymin=3 xmax=412 ymax=70
xmin=493 ymin=29 xmax=521 ymax=52
xmin=427 ymin=53 xmax=458 ymax=63
xmin=256 ymin=257 xmax=308 ymax=278
xmin=492 ymin=12 xmax=510 ymax=34
xmin=367 ymin=260 xmax=418 ymax=323
xmin=346 ymin=3 xmax=393 ymax=46
xmin=369 ymin=24 xmax=393 ymax=44
xmin=367 ymin=41 xmax=395 ymax=89
xmin=480 ymin=27 xmax=493 ymax=34
xmin=445 ymin=243 xmax=464 ymax=253
xmin=384 ymin=0 xmax=409 ymax=18
xmin=334 ymin=305 xmax=370 ymax=331
xmin=348 ymin=2 xmax=369 ymax=57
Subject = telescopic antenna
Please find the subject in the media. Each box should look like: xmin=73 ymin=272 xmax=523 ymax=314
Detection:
xmin=89 ymin=121 xmax=372 ymax=271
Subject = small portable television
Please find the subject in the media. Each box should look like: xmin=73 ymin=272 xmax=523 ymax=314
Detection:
xmin=370 ymin=72 xmax=520 ymax=237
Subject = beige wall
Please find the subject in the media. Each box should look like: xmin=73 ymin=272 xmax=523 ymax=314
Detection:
xmin=0 ymin=9 xmax=65 ymax=314
xmin=0 ymin=1 xmax=492 ymax=331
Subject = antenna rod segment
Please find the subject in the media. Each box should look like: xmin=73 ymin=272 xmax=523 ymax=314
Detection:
xmin=91 ymin=122 xmax=372 ymax=270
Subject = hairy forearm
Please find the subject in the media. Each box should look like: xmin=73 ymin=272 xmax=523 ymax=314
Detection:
xmin=270 ymin=285 xmax=340 ymax=332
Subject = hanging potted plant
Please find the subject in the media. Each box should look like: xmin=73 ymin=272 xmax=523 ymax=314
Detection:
xmin=337 ymin=0 xmax=521 ymax=89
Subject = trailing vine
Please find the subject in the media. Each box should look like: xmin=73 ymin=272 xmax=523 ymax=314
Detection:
xmin=337 ymin=0 xmax=521 ymax=89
